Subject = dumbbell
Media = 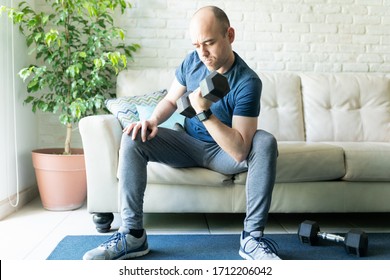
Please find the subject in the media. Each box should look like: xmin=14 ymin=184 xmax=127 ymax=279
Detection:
xmin=176 ymin=71 xmax=230 ymax=118
xmin=298 ymin=220 xmax=368 ymax=257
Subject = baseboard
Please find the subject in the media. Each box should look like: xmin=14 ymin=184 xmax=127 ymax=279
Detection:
xmin=0 ymin=185 xmax=39 ymax=221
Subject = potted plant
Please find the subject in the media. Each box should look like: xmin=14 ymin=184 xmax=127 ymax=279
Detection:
xmin=1 ymin=0 xmax=140 ymax=210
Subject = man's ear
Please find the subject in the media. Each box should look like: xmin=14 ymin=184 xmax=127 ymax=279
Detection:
xmin=227 ymin=27 xmax=235 ymax=43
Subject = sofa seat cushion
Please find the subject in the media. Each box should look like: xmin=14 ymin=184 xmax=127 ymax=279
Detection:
xmin=326 ymin=142 xmax=390 ymax=181
xmin=234 ymin=142 xmax=345 ymax=184
xmin=147 ymin=162 xmax=233 ymax=186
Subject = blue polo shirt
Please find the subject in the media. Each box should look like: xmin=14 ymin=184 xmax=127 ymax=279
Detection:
xmin=175 ymin=51 xmax=262 ymax=143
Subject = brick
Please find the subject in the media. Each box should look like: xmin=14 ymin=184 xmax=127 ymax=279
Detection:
xmin=357 ymin=54 xmax=384 ymax=63
xmin=310 ymin=23 xmax=338 ymax=33
xmin=138 ymin=19 xmax=167 ymax=28
xmin=314 ymin=63 xmax=342 ymax=72
xmin=342 ymin=63 xmax=369 ymax=72
xmin=338 ymin=24 xmax=365 ymax=35
xmin=282 ymin=23 xmax=310 ymax=33
xmin=312 ymin=4 xmax=341 ymax=14
xmin=326 ymin=14 xmax=353 ymax=24
xmin=353 ymin=35 xmax=381 ymax=45
xmin=301 ymin=14 xmax=325 ymax=23
xmin=271 ymin=13 xmax=300 ymax=23
xmin=366 ymin=25 xmax=390 ymax=35
xmin=255 ymin=23 xmax=282 ymax=32
xmin=257 ymin=61 xmax=285 ymax=71
xmin=286 ymin=62 xmax=314 ymax=71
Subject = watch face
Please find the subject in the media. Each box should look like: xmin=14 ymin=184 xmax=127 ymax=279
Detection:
xmin=198 ymin=112 xmax=207 ymax=121
xmin=197 ymin=110 xmax=212 ymax=122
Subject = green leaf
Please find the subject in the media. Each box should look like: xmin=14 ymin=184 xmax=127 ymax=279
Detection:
xmin=18 ymin=67 xmax=32 ymax=81
xmin=118 ymin=29 xmax=125 ymax=40
xmin=24 ymin=96 xmax=34 ymax=104
xmin=38 ymin=101 xmax=49 ymax=111
xmin=34 ymin=32 xmax=42 ymax=42
xmin=27 ymin=79 xmax=38 ymax=89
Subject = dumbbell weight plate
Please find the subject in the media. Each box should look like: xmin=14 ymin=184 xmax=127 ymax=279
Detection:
xmin=344 ymin=229 xmax=368 ymax=257
xmin=176 ymin=91 xmax=196 ymax=118
xmin=200 ymin=71 xmax=230 ymax=102
xmin=298 ymin=220 xmax=320 ymax=246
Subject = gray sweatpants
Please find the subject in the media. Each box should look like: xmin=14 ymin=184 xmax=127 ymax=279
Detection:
xmin=117 ymin=127 xmax=277 ymax=234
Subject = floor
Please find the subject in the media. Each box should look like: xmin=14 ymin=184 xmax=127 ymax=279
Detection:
xmin=1 ymin=196 xmax=390 ymax=260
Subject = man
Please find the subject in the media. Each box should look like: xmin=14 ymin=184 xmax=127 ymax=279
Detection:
xmin=83 ymin=5 xmax=280 ymax=261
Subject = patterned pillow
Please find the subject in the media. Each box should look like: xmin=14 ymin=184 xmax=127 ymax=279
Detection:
xmin=105 ymin=89 xmax=167 ymax=128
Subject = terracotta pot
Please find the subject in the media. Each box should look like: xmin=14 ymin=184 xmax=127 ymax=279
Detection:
xmin=31 ymin=148 xmax=87 ymax=211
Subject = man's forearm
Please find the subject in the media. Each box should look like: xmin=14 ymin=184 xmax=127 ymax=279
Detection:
xmin=150 ymin=98 xmax=178 ymax=126
xmin=202 ymin=115 xmax=255 ymax=163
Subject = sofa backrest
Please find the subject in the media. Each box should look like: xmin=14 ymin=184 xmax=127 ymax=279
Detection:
xmin=301 ymin=73 xmax=390 ymax=142
xmin=257 ymin=72 xmax=305 ymax=141
xmin=117 ymin=68 xmax=175 ymax=97
xmin=116 ymin=69 xmax=390 ymax=143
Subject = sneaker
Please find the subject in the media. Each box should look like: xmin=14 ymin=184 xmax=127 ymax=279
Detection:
xmin=83 ymin=230 xmax=149 ymax=260
xmin=239 ymin=231 xmax=281 ymax=260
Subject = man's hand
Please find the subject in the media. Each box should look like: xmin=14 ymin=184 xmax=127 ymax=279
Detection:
xmin=121 ymin=78 xmax=186 ymax=142
xmin=188 ymin=88 xmax=212 ymax=114
xmin=123 ymin=119 xmax=158 ymax=142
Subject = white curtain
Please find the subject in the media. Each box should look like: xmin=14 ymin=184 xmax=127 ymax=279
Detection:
xmin=0 ymin=0 xmax=16 ymax=202
xmin=0 ymin=0 xmax=38 ymax=211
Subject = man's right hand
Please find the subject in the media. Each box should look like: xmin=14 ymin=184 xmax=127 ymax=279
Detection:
xmin=123 ymin=120 xmax=158 ymax=142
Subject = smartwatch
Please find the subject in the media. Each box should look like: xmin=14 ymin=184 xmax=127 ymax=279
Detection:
xmin=196 ymin=109 xmax=212 ymax=122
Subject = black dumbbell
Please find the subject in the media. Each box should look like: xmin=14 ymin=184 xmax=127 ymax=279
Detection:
xmin=298 ymin=220 xmax=368 ymax=257
xmin=176 ymin=71 xmax=230 ymax=118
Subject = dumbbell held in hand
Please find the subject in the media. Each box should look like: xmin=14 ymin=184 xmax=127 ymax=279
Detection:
xmin=176 ymin=71 xmax=230 ymax=118
xmin=298 ymin=220 xmax=368 ymax=257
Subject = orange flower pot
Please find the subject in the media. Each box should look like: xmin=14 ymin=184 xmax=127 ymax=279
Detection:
xmin=31 ymin=148 xmax=87 ymax=211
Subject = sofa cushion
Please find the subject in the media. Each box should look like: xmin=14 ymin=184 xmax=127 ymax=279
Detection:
xmin=301 ymin=73 xmax=390 ymax=142
xmin=147 ymin=162 xmax=233 ymax=186
xmin=105 ymin=89 xmax=167 ymax=128
xmin=234 ymin=142 xmax=345 ymax=184
xmin=327 ymin=142 xmax=390 ymax=181
xmin=257 ymin=72 xmax=305 ymax=141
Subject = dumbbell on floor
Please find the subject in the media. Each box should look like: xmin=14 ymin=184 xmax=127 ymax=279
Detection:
xmin=298 ymin=220 xmax=368 ymax=257
xmin=176 ymin=71 xmax=230 ymax=118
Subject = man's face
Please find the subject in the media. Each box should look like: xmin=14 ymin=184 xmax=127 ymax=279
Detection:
xmin=190 ymin=14 xmax=232 ymax=72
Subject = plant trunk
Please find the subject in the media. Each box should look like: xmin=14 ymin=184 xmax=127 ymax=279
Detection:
xmin=64 ymin=123 xmax=72 ymax=155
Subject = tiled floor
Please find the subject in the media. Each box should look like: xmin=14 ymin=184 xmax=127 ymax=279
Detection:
xmin=1 ymin=196 xmax=390 ymax=260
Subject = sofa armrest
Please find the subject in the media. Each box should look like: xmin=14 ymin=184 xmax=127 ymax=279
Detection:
xmin=79 ymin=115 xmax=122 ymax=213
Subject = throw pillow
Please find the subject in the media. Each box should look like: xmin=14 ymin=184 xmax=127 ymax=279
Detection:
xmin=136 ymin=104 xmax=185 ymax=129
xmin=105 ymin=89 xmax=167 ymax=128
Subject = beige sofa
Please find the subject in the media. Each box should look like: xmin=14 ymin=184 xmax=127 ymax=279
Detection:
xmin=79 ymin=69 xmax=390 ymax=232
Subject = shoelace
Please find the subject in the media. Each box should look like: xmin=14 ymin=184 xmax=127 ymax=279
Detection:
xmin=253 ymin=236 xmax=279 ymax=255
xmin=100 ymin=232 xmax=127 ymax=253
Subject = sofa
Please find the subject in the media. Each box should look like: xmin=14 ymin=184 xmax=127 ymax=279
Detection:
xmin=79 ymin=69 xmax=390 ymax=232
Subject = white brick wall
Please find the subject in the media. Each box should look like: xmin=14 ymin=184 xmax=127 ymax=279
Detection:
xmin=37 ymin=0 xmax=390 ymax=148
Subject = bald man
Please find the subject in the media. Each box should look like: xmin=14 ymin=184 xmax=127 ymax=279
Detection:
xmin=83 ymin=6 xmax=280 ymax=261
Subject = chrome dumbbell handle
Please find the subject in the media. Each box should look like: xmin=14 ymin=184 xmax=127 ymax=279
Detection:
xmin=317 ymin=232 xmax=345 ymax=243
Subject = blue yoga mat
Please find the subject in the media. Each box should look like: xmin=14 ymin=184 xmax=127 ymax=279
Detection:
xmin=47 ymin=233 xmax=390 ymax=260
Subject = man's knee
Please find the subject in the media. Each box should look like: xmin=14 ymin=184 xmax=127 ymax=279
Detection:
xmin=252 ymin=130 xmax=278 ymax=156
xmin=120 ymin=132 xmax=143 ymax=152
xmin=254 ymin=130 xmax=277 ymax=147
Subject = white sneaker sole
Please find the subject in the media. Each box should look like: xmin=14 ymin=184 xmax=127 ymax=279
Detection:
xmin=117 ymin=247 xmax=150 ymax=260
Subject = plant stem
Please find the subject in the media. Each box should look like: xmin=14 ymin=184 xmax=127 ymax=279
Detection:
xmin=64 ymin=1 xmax=72 ymax=155
xmin=64 ymin=123 xmax=72 ymax=155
